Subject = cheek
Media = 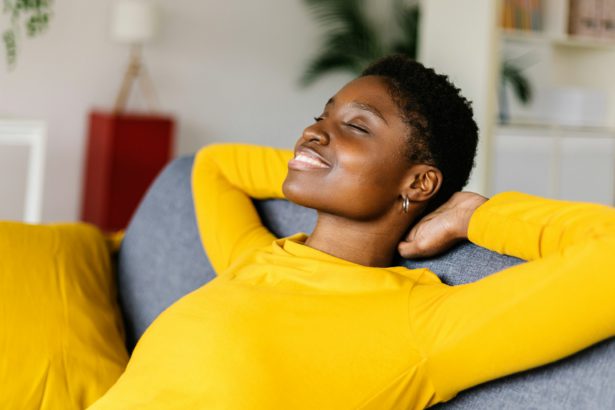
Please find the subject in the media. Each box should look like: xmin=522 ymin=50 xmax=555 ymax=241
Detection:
xmin=338 ymin=149 xmax=401 ymax=192
xmin=334 ymin=161 xmax=401 ymax=215
xmin=282 ymin=161 xmax=402 ymax=221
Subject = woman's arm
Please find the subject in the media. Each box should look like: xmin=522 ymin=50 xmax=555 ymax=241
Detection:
xmin=405 ymin=192 xmax=615 ymax=405
xmin=191 ymin=143 xmax=293 ymax=274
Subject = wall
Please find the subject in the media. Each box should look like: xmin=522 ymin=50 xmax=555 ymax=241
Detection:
xmin=0 ymin=0 xmax=355 ymax=221
xmin=419 ymin=0 xmax=500 ymax=195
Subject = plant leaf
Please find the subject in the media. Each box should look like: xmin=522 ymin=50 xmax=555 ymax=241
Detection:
xmin=3 ymin=29 xmax=17 ymax=67
xmin=302 ymin=0 xmax=384 ymax=85
xmin=502 ymin=61 xmax=532 ymax=104
xmin=391 ymin=0 xmax=419 ymax=59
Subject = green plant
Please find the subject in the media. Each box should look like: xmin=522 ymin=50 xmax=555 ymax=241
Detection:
xmin=501 ymin=61 xmax=531 ymax=104
xmin=301 ymin=0 xmax=419 ymax=86
xmin=499 ymin=54 xmax=535 ymax=123
xmin=302 ymin=0 xmax=532 ymax=113
xmin=2 ymin=0 xmax=53 ymax=68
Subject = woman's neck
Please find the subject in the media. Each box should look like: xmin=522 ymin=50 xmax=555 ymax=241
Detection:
xmin=305 ymin=211 xmax=414 ymax=267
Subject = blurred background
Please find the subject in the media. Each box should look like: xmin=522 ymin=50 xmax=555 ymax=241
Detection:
xmin=0 ymin=0 xmax=613 ymax=230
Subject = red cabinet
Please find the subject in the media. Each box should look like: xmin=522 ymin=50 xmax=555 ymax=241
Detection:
xmin=81 ymin=111 xmax=175 ymax=232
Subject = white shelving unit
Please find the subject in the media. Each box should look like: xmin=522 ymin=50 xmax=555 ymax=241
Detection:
xmin=495 ymin=124 xmax=615 ymax=205
xmin=419 ymin=0 xmax=614 ymax=204
xmin=502 ymin=27 xmax=615 ymax=50
xmin=494 ymin=0 xmax=615 ymax=205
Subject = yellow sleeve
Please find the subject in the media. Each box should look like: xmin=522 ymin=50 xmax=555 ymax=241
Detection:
xmin=191 ymin=143 xmax=293 ymax=275
xmin=409 ymin=192 xmax=615 ymax=405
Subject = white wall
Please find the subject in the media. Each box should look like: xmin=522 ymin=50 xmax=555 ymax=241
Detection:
xmin=0 ymin=0 xmax=354 ymax=221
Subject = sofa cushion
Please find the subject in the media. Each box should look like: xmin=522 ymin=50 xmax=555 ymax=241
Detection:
xmin=0 ymin=222 xmax=128 ymax=409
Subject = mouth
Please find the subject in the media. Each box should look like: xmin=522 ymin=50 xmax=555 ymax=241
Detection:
xmin=288 ymin=147 xmax=331 ymax=171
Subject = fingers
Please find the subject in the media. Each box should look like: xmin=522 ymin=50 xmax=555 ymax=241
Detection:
xmin=401 ymin=221 xmax=432 ymax=258
xmin=403 ymin=214 xmax=437 ymax=242
xmin=398 ymin=239 xmax=434 ymax=259
xmin=399 ymin=192 xmax=485 ymax=260
xmin=399 ymin=236 xmax=463 ymax=259
xmin=398 ymin=240 xmax=419 ymax=259
xmin=404 ymin=226 xmax=418 ymax=243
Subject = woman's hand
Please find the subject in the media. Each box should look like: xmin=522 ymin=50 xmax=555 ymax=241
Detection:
xmin=398 ymin=191 xmax=488 ymax=259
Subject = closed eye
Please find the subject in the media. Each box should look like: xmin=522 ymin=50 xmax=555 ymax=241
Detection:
xmin=344 ymin=122 xmax=369 ymax=134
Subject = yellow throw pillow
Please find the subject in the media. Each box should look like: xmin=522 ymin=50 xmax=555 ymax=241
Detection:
xmin=0 ymin=222 xmax=129 ymax=409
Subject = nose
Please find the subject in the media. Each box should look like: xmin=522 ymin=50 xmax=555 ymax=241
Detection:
xmin=302 ymin=122 xmax=330 ymax=146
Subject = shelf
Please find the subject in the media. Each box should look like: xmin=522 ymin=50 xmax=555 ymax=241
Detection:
xmin=501 ymin=29 xmax=615 ymax=50
xmin=552 ymin=35 xmax=615 ymax=51
xmin=497 ymin=120 xmax=615 ymax=136
xmin=500 ymin=28 xmax=550 ymax=45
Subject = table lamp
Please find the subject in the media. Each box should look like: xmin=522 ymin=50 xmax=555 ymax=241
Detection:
xmin=81 ymin=0 xmax=173 ymax=232
xmin=111 ymin=0 xmax=159 ymax=113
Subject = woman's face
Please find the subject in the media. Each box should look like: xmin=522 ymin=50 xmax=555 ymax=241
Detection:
xmin=282 ymin=75 xmax=413 ymax=221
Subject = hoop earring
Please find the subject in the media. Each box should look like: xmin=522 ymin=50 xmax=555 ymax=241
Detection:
xmin=402 ymin=196 xmax=409 ymax=214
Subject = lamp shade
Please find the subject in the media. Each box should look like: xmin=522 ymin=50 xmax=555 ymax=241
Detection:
xmin=111 ymin=0 xmax=158 ymax=44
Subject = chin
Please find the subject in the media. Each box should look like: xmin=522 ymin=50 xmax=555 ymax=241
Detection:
xmin=283 ymin=172 xmax=392 ymax=220
xmin=282 ymin=177 xmax=313 ymax=209
xmin=282 ymin=174 xmax=332 ymax=212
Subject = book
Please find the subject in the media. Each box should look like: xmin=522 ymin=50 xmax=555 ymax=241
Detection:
xmin=501 ymin=0 xmax=543 ymax=31
xmin=502 ymin=0 xmax=514 ymax=29
xmin=530 ymin=0 xmax=543 ymax=31
xmin=569 ymin=0 xmax=601 ymax=37
xmin=601 ymin=0 xmax=615 ymax=38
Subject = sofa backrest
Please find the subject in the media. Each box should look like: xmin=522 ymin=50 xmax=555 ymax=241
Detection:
xmin=118 ymin=155 xmax=614 ymax=409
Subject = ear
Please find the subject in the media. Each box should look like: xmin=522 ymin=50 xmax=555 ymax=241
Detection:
xmin=402 ymin=164 xmax=443 ymax=203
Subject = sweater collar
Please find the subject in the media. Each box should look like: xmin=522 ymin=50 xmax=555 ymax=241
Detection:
xmin=272 ymin=233 xmax=432 ymax=281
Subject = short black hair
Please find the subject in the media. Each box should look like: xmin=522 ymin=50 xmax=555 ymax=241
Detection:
xmin=361 ymin=54 xmax=479 ymax=215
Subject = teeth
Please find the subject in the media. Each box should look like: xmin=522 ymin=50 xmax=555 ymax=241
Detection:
xmin=294 ymin=153 xmax=328 ymax=168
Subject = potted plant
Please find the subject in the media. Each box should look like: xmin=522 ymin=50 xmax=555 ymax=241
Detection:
xmin=301 ymin=0 xmax=531 ymax=121
xmin=2 ymin=0 xmax=53 ymax=68
xmin=499 ymin=57 xmax=533 ymax=123
xmin=301 ymin=0 xmax=419 ymax=85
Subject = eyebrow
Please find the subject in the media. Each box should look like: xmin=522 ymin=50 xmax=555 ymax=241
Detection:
xmin=325 ymin=97 xmax=388 ymax=125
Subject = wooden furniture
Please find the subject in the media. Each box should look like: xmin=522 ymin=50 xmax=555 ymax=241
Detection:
xmin=113 ymin=45 xmax=159 ymax=114
xmin=0 ymin=120 xmax=46 ymax=222
xmin=81 ymin=111 xmax=174 ymax=232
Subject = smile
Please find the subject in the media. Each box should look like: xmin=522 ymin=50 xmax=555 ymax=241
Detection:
xmin=288 ymin=149 xmax=331 ymax=170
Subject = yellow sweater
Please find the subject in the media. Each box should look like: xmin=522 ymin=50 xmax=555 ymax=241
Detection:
xmin=91 ymin=143 xmax=615 ymax=410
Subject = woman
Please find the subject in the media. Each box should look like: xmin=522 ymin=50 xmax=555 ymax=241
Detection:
xmin=91 ymin=55 xmax=615 ymax=409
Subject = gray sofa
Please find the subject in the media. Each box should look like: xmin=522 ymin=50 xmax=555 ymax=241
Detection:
xmin=116 ymin=155 xmax=615 ymax=409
